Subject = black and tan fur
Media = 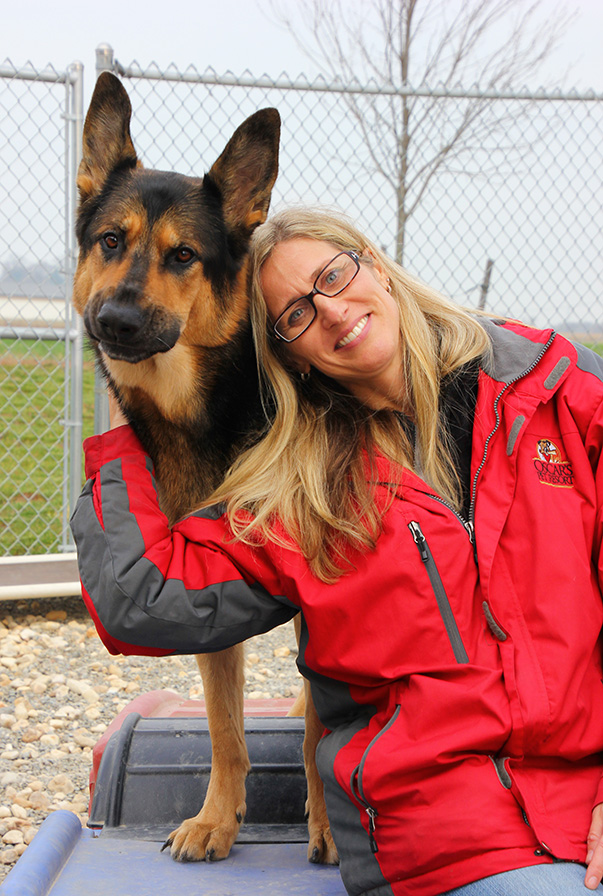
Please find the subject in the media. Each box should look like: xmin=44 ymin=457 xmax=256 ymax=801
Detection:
xmin=74 ymin=72 xmax=337 ymax=865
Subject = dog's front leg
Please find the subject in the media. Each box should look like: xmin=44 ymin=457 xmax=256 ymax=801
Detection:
xmin=290 ymin=616 xmax=339 ymax=865
xmin=163 ymin=643 xmax=250 ymax=861
xmin=300 ymin=680 xmax=339 ymax=865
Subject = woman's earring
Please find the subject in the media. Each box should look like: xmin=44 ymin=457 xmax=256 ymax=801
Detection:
xmin=300 ymin=371 xmax=310 ymax=382
xmin=386 ymin=278 xmax=392 ymax=293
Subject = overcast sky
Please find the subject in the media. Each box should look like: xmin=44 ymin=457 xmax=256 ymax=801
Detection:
xmin=2 ymin=0 xmax=602 ymax=98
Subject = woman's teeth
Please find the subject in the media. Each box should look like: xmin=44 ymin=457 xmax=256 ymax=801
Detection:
xmin=337 ymin=315 xmax=368 ymax=348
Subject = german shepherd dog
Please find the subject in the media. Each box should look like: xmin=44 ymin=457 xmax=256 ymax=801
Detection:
xmin=73 ymin=72 xmax=337 ymax=866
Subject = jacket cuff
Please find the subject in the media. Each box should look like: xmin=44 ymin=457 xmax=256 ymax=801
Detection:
xmin=80 ymin=582 xmax=174 ymax=658
xmin=84 ymin=425 xmax=149 ymax=480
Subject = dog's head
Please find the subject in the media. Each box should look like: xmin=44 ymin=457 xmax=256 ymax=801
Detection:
xmin=74 ymin=72 xmax=280 ymax=376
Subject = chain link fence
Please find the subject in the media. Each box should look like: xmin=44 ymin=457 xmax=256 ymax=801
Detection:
xmin=108 ymin=51 xmax=602 ymax=335
xmin=1 ymin=44 xmax=602 ymax=557
xmin=0 ymin=61 xmax=83 ymax=557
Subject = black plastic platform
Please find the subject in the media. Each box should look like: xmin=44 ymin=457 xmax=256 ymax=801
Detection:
xmin=89 ymin=713 xmax=309 ymax=842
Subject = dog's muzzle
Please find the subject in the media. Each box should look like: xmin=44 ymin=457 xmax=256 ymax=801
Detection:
xmin=85 ymin=300 xmax=181 ymax=363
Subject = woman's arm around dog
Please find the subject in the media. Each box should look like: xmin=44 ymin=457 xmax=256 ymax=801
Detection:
xmin=70 ymin=394 xmax=298 ymax=657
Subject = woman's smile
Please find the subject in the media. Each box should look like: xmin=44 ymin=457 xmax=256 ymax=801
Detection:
xmin=336 ymin=314 xmax=370 ymax=349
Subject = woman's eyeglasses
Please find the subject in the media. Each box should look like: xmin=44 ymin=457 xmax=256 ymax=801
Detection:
xmin=272 ymin=251 xmax=360 ymax=343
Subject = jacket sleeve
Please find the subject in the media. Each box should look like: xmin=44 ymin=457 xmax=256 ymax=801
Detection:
xmin=69 ymin=425 xmax=298 ymax=657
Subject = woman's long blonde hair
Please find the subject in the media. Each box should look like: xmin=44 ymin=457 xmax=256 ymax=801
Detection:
xmin=209 ymin=207 xmax=491 ymax=581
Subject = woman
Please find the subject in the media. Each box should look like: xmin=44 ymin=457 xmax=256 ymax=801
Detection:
xmin=71 ymin=207 xmax=603 ymax=895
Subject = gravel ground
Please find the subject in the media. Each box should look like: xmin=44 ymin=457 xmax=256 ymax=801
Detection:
xmin=0 ymin=594 xmax=302 ymax=883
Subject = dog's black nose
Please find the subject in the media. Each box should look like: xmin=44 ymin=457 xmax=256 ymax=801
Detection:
xmin=96 ymin=302 xmax=145 ymax=344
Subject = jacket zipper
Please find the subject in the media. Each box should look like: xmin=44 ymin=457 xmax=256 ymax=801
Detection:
xmin=467 ymin=332 xmax=556 ymax=537
xmin=427 ymin=493 xmax=474 ymax=543
xmin=350 ymin=705 xmax=402 ymax=854
xmin=408 ymin=520 xmax=469 ymax=664
xmin=428 ymin=331 xmax=557 ymax=563
xmin=476 ymin=333 xmax=558 ymax=803
xmin=351 ymin=512 xmax=472 ymax=851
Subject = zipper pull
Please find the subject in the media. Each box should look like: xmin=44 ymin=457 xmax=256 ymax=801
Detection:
xmin=366 ymin=807 xmax=379 ymax=853
xmin=464 ymin=519 xmax=475 ymax=542
xmin=408 ymin=521 xmax=428 ymax=562
xmin=466 ymin=518 xmax=479 ymax=564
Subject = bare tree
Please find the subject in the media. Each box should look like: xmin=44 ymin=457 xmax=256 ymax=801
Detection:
xmin=271 ymin=0 xmax=573 ymax=263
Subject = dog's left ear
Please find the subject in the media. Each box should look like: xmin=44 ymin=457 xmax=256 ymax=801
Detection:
xmin=207 ymin=108 xmax=280 ymax=247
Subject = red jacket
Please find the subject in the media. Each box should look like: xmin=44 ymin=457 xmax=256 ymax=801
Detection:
xmin=71 ymin=320 xmax=603 ymax=896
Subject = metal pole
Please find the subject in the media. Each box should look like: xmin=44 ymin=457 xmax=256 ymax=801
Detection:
xmin=91 ymin=44 xmax=115 ymax=435
xmin=61 ymin=73 xmax=71 ymax=553
xmin=478 ymin=259 xmax=494 ymax=311
xmin=95 ymin=43 xmax=116 ymax=76
xmin=62 ymin=61 xmax=84 ymax=551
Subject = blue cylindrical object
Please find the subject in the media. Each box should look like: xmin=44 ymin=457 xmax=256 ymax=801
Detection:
xmin=0 ymin=810 xmax=82 ymax=896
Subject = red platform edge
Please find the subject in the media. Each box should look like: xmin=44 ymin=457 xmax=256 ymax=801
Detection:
xmin=89 ymin=691 xmax=298 ymax=807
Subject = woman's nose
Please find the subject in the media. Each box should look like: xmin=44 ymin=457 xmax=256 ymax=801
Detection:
xmin=314 ymin=293 xmax=348 ymax=326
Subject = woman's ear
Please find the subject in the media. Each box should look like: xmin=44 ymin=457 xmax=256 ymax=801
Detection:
xmin=361 ymin=247 xmax=390 ymax=290
xmin=277 ymin=342 xmax=310 ymax=377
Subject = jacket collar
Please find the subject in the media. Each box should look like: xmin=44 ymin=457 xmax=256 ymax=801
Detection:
xmin=480 ymin=317 xmax=558 ymax=385
xmin=372 ymin=319 xmax=574 ymax=493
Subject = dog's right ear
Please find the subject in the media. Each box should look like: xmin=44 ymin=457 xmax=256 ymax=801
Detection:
xmin=77 ymin=72 xmax=140 ymax=203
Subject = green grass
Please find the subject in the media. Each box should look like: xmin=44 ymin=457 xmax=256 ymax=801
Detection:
xmin=1 ymin=337 xmax=602 ymax=557
xmin=0 ymin=338 xmax=95 ymax=555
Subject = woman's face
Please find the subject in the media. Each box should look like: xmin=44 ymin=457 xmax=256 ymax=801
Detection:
xmin=260 ymin=238 xmax=404 ymax=409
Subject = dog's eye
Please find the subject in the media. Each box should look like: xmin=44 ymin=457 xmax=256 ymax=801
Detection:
xmin=102 ymin=232 xmax=119 ymax=250
xmin=175 ymin=247 xmax=195 ymax=265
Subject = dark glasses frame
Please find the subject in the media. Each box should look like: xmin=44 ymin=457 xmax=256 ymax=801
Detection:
xmin=272 ymin=251 xmax=360 ymax=343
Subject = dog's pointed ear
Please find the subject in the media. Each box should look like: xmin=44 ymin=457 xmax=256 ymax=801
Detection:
xmin=207 ymin=108 xmax=280 ymax=246
xmin=77 ymin=72 xmax=140 ymax=202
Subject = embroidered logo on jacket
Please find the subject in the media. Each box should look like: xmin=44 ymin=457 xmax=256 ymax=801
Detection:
xmin=533 ymin=439 xmax=574 ymax=488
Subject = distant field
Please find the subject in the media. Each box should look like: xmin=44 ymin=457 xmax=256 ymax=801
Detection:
xmin=1 ymin=335 xmax=602 ymax=556
xmin=0 ymin=338 xmax=95 ymax=555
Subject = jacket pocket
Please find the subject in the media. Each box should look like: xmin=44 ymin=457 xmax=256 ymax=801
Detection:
xmin=350 ymin=704 xmax=401 ymax=853
xmin=408 ymin=520 xmax=469 ymax=664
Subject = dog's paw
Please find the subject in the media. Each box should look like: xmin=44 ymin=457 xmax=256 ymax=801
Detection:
xmin=307 ymin=823 xmax=339 ymax=865
xmin=162 ymin=806 xmax=245 ymax=863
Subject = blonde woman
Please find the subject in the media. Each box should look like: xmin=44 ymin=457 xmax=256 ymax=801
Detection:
xmin=72 ymin=208 xmax=603 ymax=896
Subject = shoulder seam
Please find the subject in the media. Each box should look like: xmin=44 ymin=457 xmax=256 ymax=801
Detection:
xmin=574 ymin=342 xmax=603 ymax=385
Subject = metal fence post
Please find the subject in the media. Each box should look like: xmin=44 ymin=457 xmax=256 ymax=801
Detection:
xmin=61 ymin=61 xmax=84 ymax=551
xmin=95 ymin=43 xmax=116 ymax=77
xmin=91 ymin=44 xmax=116 ymax=436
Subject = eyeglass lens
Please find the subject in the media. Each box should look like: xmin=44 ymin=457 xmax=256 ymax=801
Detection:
xmin=315 ymin=253 xmax=358 ymax=297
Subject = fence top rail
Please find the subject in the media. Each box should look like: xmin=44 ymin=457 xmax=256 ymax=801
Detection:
xmin=115 ymin=61 xmax=603 ymax=102
xmin=0 ymin=60 xmax=81 ymax=85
